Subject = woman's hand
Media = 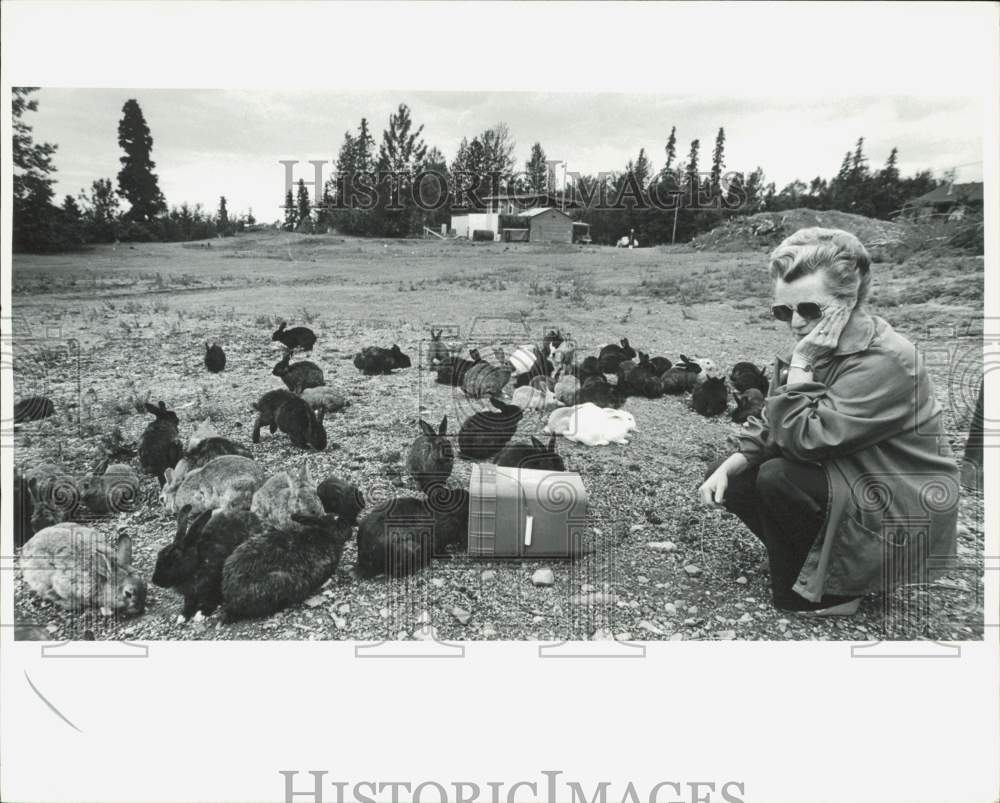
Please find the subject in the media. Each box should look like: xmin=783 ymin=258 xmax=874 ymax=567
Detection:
xmin=699 ymin=467 xmax=729 ymax=505
xmin=698 ymin=453 xmax=749 ymax=505
xmin=792 ymin=303 xmax=853 ymax=366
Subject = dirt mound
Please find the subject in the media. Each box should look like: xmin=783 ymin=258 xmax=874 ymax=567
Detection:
xmin=691 ymin=208 xmax=904 ymax=253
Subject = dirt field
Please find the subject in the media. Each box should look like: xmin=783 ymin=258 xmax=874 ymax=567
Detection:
xmin=10 ymin=231 xmax=985 ymax=641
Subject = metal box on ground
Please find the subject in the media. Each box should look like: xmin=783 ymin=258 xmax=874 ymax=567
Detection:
xmin=467 ymin=464 xmax=589 ymax=558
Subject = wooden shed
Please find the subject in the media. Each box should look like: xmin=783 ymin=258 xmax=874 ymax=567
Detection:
xmin=518 ymin=207 xmax=574 ymax=243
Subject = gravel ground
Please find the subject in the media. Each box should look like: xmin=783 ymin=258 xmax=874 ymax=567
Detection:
xmin=10 ymin=232 xmax=985 ymax=642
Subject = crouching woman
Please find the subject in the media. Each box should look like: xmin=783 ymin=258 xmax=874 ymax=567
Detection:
xmin=699 ymin=227 xmax=959 ymax=615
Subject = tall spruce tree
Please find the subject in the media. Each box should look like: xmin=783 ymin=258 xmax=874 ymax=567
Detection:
xmin=376 ymin=103 xmax=427 ymax=235
xmin=217 ymin=196 xmax=229 ymax=234
xmin=283 ymin=189 xmax=297 ymax=231
xmin=710 ymin=127 xmax=726 ymax=198
xmin=296 ymin=179 xmax=312 ymax=231
xmin=116 ymin=99 xmax=166 ymax=222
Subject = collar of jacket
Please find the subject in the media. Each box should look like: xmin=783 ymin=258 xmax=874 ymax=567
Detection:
xmin=777 ymin=308 xmax=877 ymax=366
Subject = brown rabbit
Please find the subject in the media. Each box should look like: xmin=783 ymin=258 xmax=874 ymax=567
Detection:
xmin=405 ymin=416 xmax=454 ymax=492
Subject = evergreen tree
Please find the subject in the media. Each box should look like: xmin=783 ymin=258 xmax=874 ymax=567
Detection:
xmin=631 ymin=147 xmax=653 ymax=187
xmin=684 ymin=139 xmax=701 ymax=201
xmin=663 ymin=125 xmax=677 ymax=173
xmin=525 ymin=142 xmax=549 ymax=193
xmin=116 ymin=99 xmax=166 ymax=222
xmin=61 ymin=195 xmax=85 ymax=244
xmin=217 ymin=196 xmax=229 ymax=235
xmin=376 ymin=103 xmax=427 ymax=236
xmin=710 ymin=127 xmax=726 ymax=198
xmin=295 ymin=179 xmax=312 ymax=232
xmin=247 ymin=207 xmax=256 ymax=226
xmin=283 ymin=189 xmax=297 ymax=231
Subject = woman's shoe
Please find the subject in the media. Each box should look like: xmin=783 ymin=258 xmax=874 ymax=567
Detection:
xmin=773 ymin=591 xmax=862 ymax=616
xmin=797 ymin=597 xmax=861 ymax=617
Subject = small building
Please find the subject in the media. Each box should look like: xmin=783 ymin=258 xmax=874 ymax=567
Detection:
xmin=902 ymin=181 xmax=983 ymax=220
xmin=517 ymin=207 xmax=574 ymax=243
xmin=449 ymin=211 xmax=501 ymax=240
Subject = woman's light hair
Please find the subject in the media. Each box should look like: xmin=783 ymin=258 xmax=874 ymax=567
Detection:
xmin=769 ymin=227 xmax=871 ymax=305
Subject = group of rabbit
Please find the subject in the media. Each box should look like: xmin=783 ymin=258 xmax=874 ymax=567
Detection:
xmin=428 ymin=326 xmax=767 ymax=423
xmin=15 ymin=316 xmax=772 ymax=625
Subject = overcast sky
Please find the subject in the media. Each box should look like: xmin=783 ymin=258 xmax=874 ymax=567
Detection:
xmin=26 ymin=88 xmax=985 ymax=223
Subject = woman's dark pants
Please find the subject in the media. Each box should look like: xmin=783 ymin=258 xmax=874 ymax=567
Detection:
xmin=706 ymin=457 xmax=855 ymax=609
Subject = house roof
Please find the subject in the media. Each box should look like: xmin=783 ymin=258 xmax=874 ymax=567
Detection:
xmin=517 ymin=207 xmax=572 ymax=219
xmin=907 ymin=181 xmax=984 ymax=207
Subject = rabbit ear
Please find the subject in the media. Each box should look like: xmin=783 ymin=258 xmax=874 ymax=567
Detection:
xmin=164 ymin=467 xmax=174 ymax=484
xmin=299 ymin=462 xmax=313 ymax=485
xmin=95 ymin=549 xmax=115 ymax=581
xmin=438 ymin=416 xmax=448 ymax=435
xmin=116 ymin=535 xmax=133 ymax=567
xmin=418 ymin=419 xmax=436 ymax=437
xmin=144 ymin=402 xmax=160 ymax=416
xmin=548 ymin=433 xmax=558 ymax=452
xmin=530 ymin=436 xmax=544 ymax=449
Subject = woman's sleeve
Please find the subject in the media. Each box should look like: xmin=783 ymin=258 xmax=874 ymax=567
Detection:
xmin=766 ymin=350 xmax=914 ymax=462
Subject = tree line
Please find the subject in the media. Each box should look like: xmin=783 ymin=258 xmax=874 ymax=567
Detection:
xmin=12 ymin=88 xmax=949 ymax=252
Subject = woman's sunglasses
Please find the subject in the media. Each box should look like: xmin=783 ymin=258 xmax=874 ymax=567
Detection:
xmin=771 ymin=302 xmax=823 ymax=322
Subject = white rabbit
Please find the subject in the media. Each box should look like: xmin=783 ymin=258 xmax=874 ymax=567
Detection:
xmin=544 ymin=403 xmax=636 ymax=446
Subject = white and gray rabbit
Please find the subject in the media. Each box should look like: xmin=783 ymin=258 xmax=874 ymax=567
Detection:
xmin=163 ymin=454 xmax=265 ymax=516
xmin=20 ymin=524 xmax=146 ymax=616
xmin=250 ymin=463 xmax=325 ymax=531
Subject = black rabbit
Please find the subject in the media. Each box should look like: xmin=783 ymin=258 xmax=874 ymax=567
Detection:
xmin=13 ymin=396 xmax=55 ymax=423
xmin=355 ymin=489 xmax=470 ymax=579
xmin=353 ymin=344 xmax=412 ymax=375
xmin=457 ymin=397 xmax=524 ymax=460
xmin=221 ymin=512 xmax=351 ymax=621
xmin=272 ymin=352 xmax=324 ymax=394
xmin=139 ymin=401 xmax=183 ymax=487
xmin=152 ymin=505 xmax=265 ymax=620
xmin=575 ymin=355 xmax=602 ymax=382
xmin=597 ymin=338 xmax=637 ymax=373
xmin=650 ymin=355 xmax=673 ymax=376
xmin=272 ymin=321 xmax=317 ymax=352
xmin=252 ymin=389 xmax=327 ymax=450
xmin=205 ymin=342 xmax=226 ymax=373
xmin=577 ymin=375 xmax=624 ymax=409
xmin=617 ymin=351 xmax=656 ymax=397
xmin=316 ymin=476 xmax=366 ymax=526
xmin=729 ymin=361 xmax=769 ymax=394
xmin=660 ymin=356 xmax=702 ymax=394
xmin=495 ymin=434 xmax=566 ymax=472
xmin=731 ymin=388 xmax=766 ymax=424
xmin=692 ymin=375 xmax=729 ymax=417
xmin=435 ymin=349 xmax=482 ymax=386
